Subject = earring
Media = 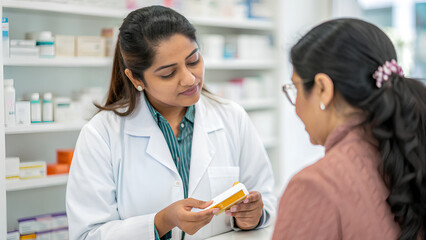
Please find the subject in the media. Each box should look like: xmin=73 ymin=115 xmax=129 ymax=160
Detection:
xmin=320 ymin=102 xmax=325 ymax=110
xmin=137 ymin=85 xmax=143 ymax=92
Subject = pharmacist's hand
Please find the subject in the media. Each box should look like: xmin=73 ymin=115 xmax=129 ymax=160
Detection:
xmin=225 ymin=191 xmax=264 ymax=230
xmin=155 ymin=198 xmax=219 ymax=236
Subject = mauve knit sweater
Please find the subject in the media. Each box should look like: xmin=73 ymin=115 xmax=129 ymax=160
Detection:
xmin=272 ymin=122 xmax=400 ymax=240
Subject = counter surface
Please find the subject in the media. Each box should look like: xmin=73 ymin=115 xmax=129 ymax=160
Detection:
xmin=205 ymin=226 xmax=273 ymax=240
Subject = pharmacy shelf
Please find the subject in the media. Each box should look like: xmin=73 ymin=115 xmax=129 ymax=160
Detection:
xmin=4 ymin=57 xmax=113 ymax=67
xmin=4 ymin=57 xmax=276 ymax=69
xmin=2 ymin=0 xmax=128 ymax=18
xmin=188 ymin=16 xmax=273 ymax=30
xmin=239 ymin=98 xmax=275 ymax=110
xmin=2 ymin=1 xmax=273 ymax=30
xmin=6 ymin=174 xmax=68 ymax=192
xmin=5 ymin=121 xmax=86 ymax=135
xmin=204 ymin=59 xmax=276 ymax=70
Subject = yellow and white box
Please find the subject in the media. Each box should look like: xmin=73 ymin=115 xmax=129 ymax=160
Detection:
xmin=19 ymin=161 xmax=46 ymax=180
xmin=207 ymin=182 xmax=249 ymax=215
xmin=6 ymin=157 xmax=20 ymax=182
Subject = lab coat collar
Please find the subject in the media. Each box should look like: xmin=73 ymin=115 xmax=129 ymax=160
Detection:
xmin=124 ymin=92 xmax=223 ymax=192
xmin=124 ymin=92 xmax=223 ymax=135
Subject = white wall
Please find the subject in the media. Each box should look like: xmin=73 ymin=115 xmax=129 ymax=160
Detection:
xmin=276 ymin=0 xmax=333 ymax=195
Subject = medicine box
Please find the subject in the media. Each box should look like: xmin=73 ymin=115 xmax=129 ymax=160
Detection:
xmin=76 ymin=36 xmax=106 ymax=57
xmin=206 ymin=182 xmax=249 ymax=215
xmin=15 ymin=101 xmax=31 ymax=125
xmin=5 ymin=157 xmax=20 ymax=182
xmin=19 ymin=161 xmax=46 ymax=180
xmin=7 ymin=230 xmax=19 ymax=240
xmin=55 ymin=35 xmax=75 ymax=57
xmin=18 ymin=217 xmax=37 ymax=235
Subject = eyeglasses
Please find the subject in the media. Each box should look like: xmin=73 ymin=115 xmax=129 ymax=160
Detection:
xmin=282 ymin=83 xmax=297 ymax=105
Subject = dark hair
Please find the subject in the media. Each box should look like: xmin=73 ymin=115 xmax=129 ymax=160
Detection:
xmin=291 ymin=18 xmax=426 ymax=240
xmin=97 ymin=5 xmax=210 ymax=116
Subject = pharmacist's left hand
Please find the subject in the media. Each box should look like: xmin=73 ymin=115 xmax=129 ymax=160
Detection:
xmin=225 ymin=191 xmax=264 ymax=230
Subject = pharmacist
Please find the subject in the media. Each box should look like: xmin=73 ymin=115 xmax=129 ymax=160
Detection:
xmin=66 ymin=6 xmax=275 ymax=240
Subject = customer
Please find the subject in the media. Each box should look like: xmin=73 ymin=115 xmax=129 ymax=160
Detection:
xmin=273 ymin=18 xmax=425 ymax=240
xmin=66 ymin=5 xmax=275 ymax=240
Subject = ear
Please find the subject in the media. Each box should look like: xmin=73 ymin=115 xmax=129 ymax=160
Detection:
xmin=125 ymin=69 xmax=145 ymax=90
xmin=314 ymin=73 xmax=334 ymax=109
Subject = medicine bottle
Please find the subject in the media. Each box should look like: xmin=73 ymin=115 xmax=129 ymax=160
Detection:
xmin=36 ymin=31 xmax=55 ymax=58
xmin=42 ymin=92 xmax=53 ymax=122
xmin=4 ymin=79 xmax=15 ymax=126
xmin=30 ymin=93 xmax=42 ymax=123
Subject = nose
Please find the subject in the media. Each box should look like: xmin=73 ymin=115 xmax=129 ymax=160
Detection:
xmin=180 ymin=67 xmax=196 ymax=86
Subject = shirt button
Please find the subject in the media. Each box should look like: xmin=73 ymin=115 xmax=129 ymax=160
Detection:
xmin=175 ymin=181 xmax=180 ymax=187
xmin=181 ymin=123 xmax=185 ymax=128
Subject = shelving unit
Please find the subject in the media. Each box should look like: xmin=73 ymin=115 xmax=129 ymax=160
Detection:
xmin=5 ymin=121 xmax=86 ymax=135
xmin=0 ymin=1 xmax=280 ymax=238
xmin=6 ymin=175 xmax=68 ymax=192
xmin=238 ymin=98 xmax=275 ymax=110
xmin=2 ymin=0 xmax=274 ymax=30
xmin=4 ymin=57 xmax=275 ymax=69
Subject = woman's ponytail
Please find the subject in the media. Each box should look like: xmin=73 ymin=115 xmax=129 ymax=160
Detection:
xmin=96 ymin=39 xmax=138 ymax=116
xmin=360 ymin=75 xmax=426 ymax=240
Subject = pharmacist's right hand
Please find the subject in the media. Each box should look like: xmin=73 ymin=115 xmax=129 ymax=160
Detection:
xmin=154 ymin=198 xmax=219 ymax=237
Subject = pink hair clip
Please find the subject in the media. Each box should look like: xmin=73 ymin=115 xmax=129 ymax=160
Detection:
xmin=372 ymin=59 xmax=404 ymax=88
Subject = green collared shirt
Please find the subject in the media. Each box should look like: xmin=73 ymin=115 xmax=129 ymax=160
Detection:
xmin=145 ymin=96 xmax=195 ymax=240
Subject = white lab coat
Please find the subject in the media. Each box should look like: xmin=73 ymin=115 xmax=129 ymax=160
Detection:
xmin=66 ymin=93 xmax=276 ymax=240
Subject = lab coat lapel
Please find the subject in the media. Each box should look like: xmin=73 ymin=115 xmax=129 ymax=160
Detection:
xmin=145 ymin=128 xmax=179 ymax=176
xmin=124 ymin=93 xmax=179 ymax=176
xmin=188 ymin=97 xmax=222 ymax=196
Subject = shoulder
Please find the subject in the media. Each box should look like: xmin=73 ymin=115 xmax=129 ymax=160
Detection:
xmin=81 ymin=110 xmax=123 ymax=143
xmin=284 ymin=158 xmax=340 ymax=202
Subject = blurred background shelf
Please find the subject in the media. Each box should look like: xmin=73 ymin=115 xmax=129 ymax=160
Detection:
xmin=2 ymin=0 xmax=128 ymax=18
xmin=5 ymin=121 xmax=86 ymax=134
xmin=6 ymin=175 xmax=68 ymax=192
xmin=204 ymin=59 xmax=276 ymax=70
xmin=188 ymin=16 xmax=274 ymax=30
xmin=4 ymin=57 xmax=276 ymax=69
xmin=4 ymin=57 xmax=113 ymax=67
xmin=2 ymin=0 xmax=274 ymax=30
xmin=238 ymin=98 xmax=275 ymax=110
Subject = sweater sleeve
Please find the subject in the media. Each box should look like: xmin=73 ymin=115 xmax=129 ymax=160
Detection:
xmin=272 ymin=171 xmax=341 ymax=240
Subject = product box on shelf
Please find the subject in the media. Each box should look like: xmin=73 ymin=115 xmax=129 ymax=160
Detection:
xmin=7 ymin=230 xmax=19 ymax=240
xmin=5 ymin=157 xmax=20 ymax=182
xmin=55 ymin=35 xmax=76 ymax=57
xmin=2 ymin=17 xmax=10 ymax=58
xmin=17 ymin=212 xmax=68 ymax=239
xmin=19 ymin=161 xmax=47 ymax=180
xmin=199 ymin=34 xmax=225 ymax=61
xmin=15 ymin=101 xmax=31 ymax=125
xmin=10 ymin=40 xmax=38 ymax=58
xmin=46 ymin=163 xmax=69 ymax=175
xmin=101 ymin=27 xmax=119 ymax=57
xmin=76 ymin=36 xmax=106 ymax=57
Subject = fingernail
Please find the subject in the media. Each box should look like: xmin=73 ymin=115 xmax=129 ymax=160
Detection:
xmin=231 ymin=207 xmax=237 ymax=212
xmin=244 ymin=199 xmax=249 ymax=204
xmin=212 ymin=209 xmax=219 ymax=215
xmin=225 ymin=210 xmax=232 ymax=216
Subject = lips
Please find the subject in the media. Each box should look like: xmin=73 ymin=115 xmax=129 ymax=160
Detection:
xmin=181 ymin=85 xmax=199 ymax=96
